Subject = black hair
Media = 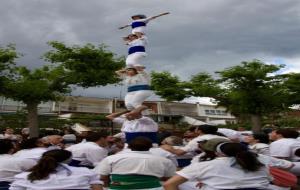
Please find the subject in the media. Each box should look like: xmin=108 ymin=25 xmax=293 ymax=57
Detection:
xmin=28 ymin=149 xmax=72 ymax=182
xmin=19 ymin=137 xmax=40 ymax=149
xmin=128 ymin=137 xmax=152 ymax=151
xmin=188 ymin=126 xmax=196 ymax=132
xmin=220 ymin=143 xmax=263 ymax=172
xmin=86 ymin=131 xmax=108 ymax=142
xmin=275 ymin=129 xmax=299 ymax=139
xmin=196 ymin=125 xmax=218 ymax=134
xmin=252 ymin=133 xmax=269 ymax=144
xmin=0 ymin=139 xmax=14 ymax=154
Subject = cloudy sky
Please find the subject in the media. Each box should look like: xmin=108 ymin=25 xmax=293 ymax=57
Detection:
xmin=1 ymin=0 xmax=300 ymax=99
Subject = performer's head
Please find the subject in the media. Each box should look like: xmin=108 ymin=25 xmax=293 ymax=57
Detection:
xmin=125 ymin=67 xmax=138 ymax=76
xmin=131 ymin=14 xmax=147 ymax=20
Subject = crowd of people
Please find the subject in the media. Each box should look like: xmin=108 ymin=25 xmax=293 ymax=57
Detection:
xmin=1 ymin=114 xmax=300 ymax=190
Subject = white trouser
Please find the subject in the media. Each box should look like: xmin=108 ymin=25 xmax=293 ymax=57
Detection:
xmin=126 ymin=52 xmax=147 ymax=66
xmin=125 ymin=90 xmax=152 ymax=110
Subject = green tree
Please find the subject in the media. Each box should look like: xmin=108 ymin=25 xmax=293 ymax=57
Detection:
xmin=0 ymin=45 xmax=18 ymax=93
xmin=151 ymin=60 xmax=292 ymax=132
xmin=284 ymin=73 xmax=300 ymax=105
xmin=151 ymin=71 xmax=188 ymax=101
xmin=217 ymin=60 xmax=288 ymax=132
xmin=3 ymin=65 xmax=70 ymax=137
xmin=44 ymin=41 xmax=124 ymax=87
xmin=1 ymin=42 xmax=125 ymax=137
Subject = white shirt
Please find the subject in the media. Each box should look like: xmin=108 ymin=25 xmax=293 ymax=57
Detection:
xmin=120 ymin=71 xmax=151 ymax=87
xmin=249 ymin=143 xmax=270 ymax=155
xmin=180 ymin=134 xmax=228 ymax=153
xmin=9 ymin=164 xmax=102 ymax=190
xmin=217 ymin=128 xmax=241 ymax=140
xmin=14 ymin=147 xmax=48 ymax=161
xmin=66 ymin=142 xmax=108 ymax=167
xmin=113 ymin=116 xmax=158 ymax=133
xmin=177 ymin=157 xmax=270 ymax=190
xmin=149 ymin=147 xmax=178 ymax=167
xmin=0 ymin=155 xmax=36 ymax=182
xmin=94 ymin=150 xmax=176 ymax=178
xmin=270 ymin=138 xmax=300 ymax=161
xmin=257 ymin=154 xmax=293 ymax=169
xmin=128 ymin=36 xmax=148 ymax=48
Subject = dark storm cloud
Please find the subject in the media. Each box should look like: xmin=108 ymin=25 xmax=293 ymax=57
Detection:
xmin=0 ymin=0 xmax=300 ymax=97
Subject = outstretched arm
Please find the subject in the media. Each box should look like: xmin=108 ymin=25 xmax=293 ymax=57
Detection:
xmin=118 ymin=24 xmax=131 ymax=30
xmin=115 ymin=69 xmax=126 ymax=76
xmin=147 ymin=12 xmax=170 ymax=21
xmin=106 ymin=110 xmax=130 ymax=120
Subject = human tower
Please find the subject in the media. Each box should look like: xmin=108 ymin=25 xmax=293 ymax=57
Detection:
xmin=116 ymin=12 xmax=170 ymax=117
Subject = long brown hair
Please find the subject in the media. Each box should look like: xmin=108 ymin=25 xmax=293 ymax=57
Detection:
xmin=28 ymin=149 xmax=72 ymax=182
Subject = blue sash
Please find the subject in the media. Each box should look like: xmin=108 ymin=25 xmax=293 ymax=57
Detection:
xmin=131 ymin=21 xmax=146 ymax=28
xmin=177 ymin=158 xmax=192 ymax=168
xmin=128 ymin=46 xmax=145 ymax=55
xmin=0 ymin=181 xmax=10 ymax=190
xmin=68 ymin=160 xmax=94 ymax=169
xmin=127 ymin=85 xmax=150 ymax=92
xmin=125 ymin=132 xmax=157 ymax=143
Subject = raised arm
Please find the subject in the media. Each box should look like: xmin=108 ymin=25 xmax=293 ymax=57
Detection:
xmin=147 ymin=12 xmax=170 ymax=21
xmin=106 ymin=110 xmax=130 ymax=120
xmin=115 ymin=69 xmax=126 ymax=76
xmin=118 ymin=24 xmax=131 ymax=30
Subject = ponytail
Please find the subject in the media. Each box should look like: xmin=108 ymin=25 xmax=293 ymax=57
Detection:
xmin=28 ymin=156 xmax=58 ymax=182
xmin=27 ymin=149 xmax=72 ymax=182
xmin=219 ymin=143 xmax=263 ymax=172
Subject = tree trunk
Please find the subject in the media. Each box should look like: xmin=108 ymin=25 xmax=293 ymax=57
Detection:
xmin=250 ymin=114 xmax=262 ymax=133
xmin=26 ymin=102 xmax=39 ymax=138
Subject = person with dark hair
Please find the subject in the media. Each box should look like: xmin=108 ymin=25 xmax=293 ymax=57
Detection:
xmin=161 ymin=125 xmax=227 ymax=156
xmin=269 ymin=129 xmax=300 ymax=161
xmin=164 ymin=142 xmax=270 ymax=190
xmin=0 ymin=139 xmax=36 ymax=190
xmin=244 ymin=133 xmax=270 ymax=155
xmin=66 ymin=131 xmax=108 ymax=168
xmin=269 ymin=129 xmax=300 ymax=177
xmin=118 ymin=12 xmax=170 ymax=35
xmin=94 ymin=137 xmax=176 ymax=190
xmin=13 ymin=137 xmax=50 ymax=161
xmin=9 ymin=149 xmax=103 ymax=190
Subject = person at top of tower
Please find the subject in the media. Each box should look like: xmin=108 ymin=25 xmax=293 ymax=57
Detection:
xmin=123 ymin=33 xmax=148 ymax=67
xmin=119 ymin=12 xmax=170 ymax=35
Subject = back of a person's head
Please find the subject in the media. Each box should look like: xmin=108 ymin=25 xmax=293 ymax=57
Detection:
xmin=276 ymin=129 xmax=299 ymax=139
xmin=128 ymin=137 xmax=152 ymax=151
xmin=0 ymin=139 xmax=14 ymax=154
xmin=28 ymin=149 xmax=72 ymax=182
xmin=252 ymin=133 xmax=269 ymax=144
xmin=196 ymin=125 xmax=218 ymax=134
xmin=19 ymin=137 xmax=40 ymax=149
xmin=219 ymin=143 xmax=263 ymax=172
xmin=86 ymin=131 xmax=108 ymax=142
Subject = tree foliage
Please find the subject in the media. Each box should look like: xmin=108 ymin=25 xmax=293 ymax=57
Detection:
xmin=151 ymin=71 xmax=188 ymax=101
xmin=44 ymin=41 xmax=125 ymax=87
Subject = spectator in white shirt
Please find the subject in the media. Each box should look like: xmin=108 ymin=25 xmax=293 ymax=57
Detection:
xmin=244 ymin=133 xmax=270 ymax=155
xmin=0 ymin=139 xmax=36 ymax=190
xmin=66 ymin=131 xmax=108 ymax=168
xmin=10 ymin=149 xmax=103 ymax=190
xmin=269 ymin=129 xmax=300 ymax=161
xmin=161 ymin=125 xmax=227 ymax=156
xmin=13 ymin=137 xmax=49 ymax=161
xmin=164 ymin=142 xmax=270 ymax=190
xmin=94 ymin=137 xmax=176 ymax=190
